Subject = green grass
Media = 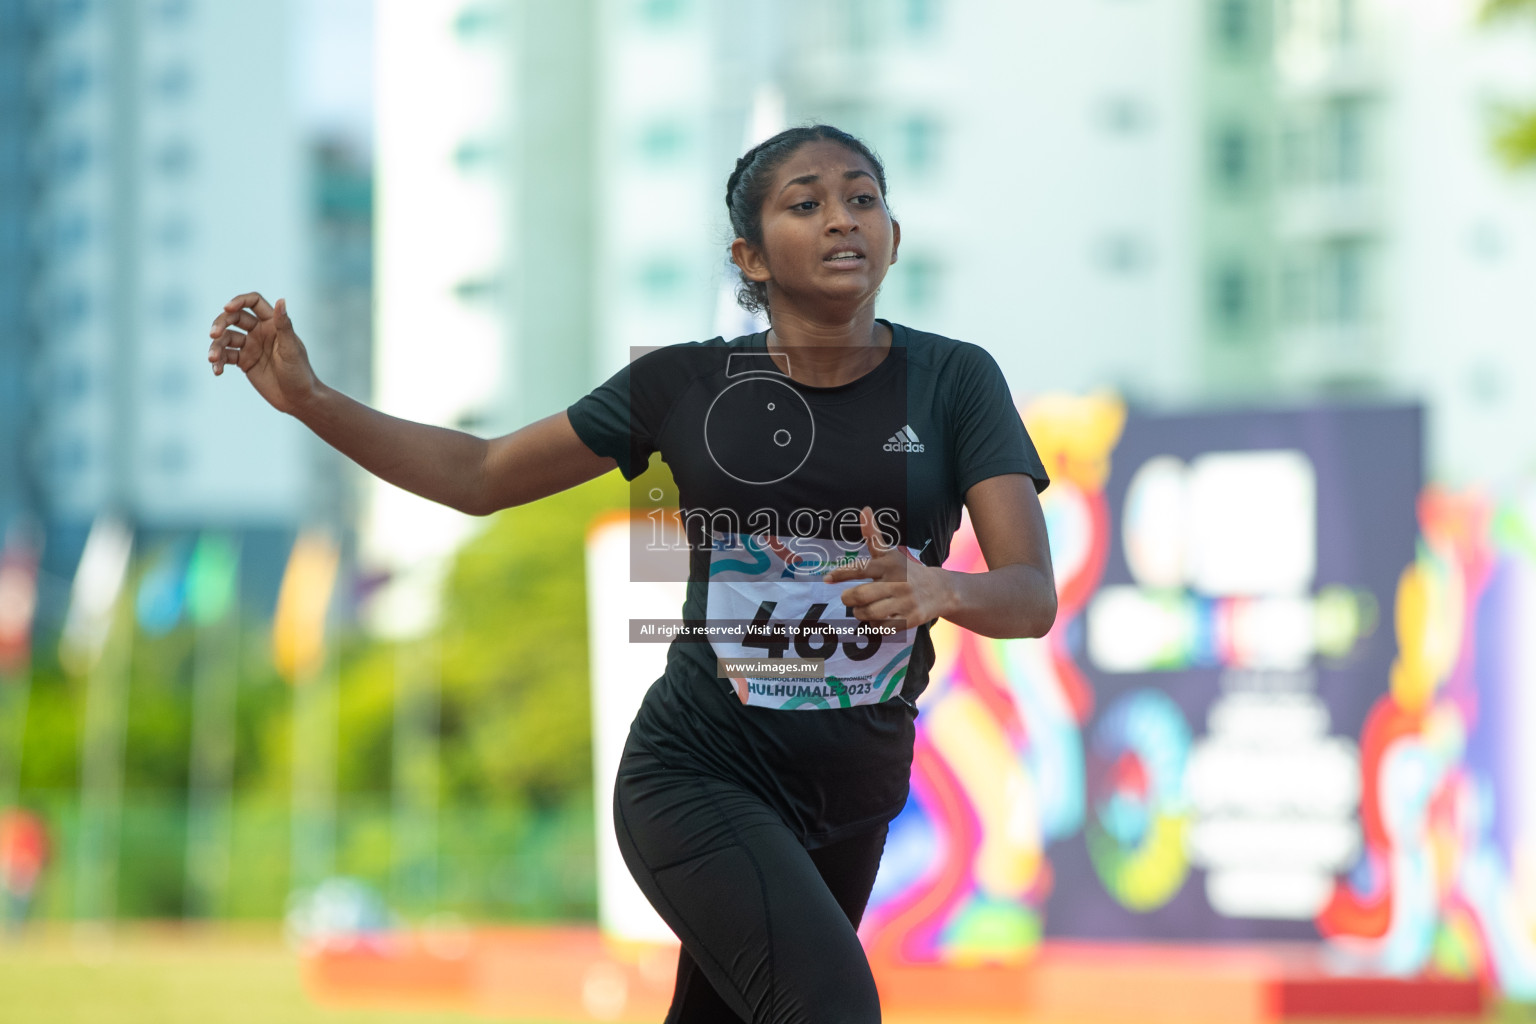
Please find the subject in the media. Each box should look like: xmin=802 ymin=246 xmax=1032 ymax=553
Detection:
xmin=0 ymin=924 xmax=561 ymax=1024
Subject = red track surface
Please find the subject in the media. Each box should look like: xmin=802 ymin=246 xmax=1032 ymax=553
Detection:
xmin=307 ymin=926 xmax=1486 ymax=1022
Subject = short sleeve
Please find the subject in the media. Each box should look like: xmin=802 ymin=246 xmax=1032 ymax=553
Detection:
xmin=948 ymin=343 xmax=1050 ymax=496
xmin=566 ymin=350 xmax=671 ymax=481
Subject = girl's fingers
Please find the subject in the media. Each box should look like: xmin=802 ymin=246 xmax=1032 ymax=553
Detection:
xmin=209 ymin=308 xmax=259 ymax=336
xmin=824 ymin=562 xmax=865 ymax=583
xmin=852 ymin=604 xmax=908 ymax=630
xmin=859 ymin=506 xmax=893 ymax=556
xmin=208 ymin=326 xmax=253 ymax=375
xmin=208 ymin=295 xmax=276 ymax=378
xmin=841 ymin=581 xmax=898 ymax=612
xmin=208 ymin=340 xmax=241 ymax=375
xmin=223 ymin=291 xmax=275 ymax=319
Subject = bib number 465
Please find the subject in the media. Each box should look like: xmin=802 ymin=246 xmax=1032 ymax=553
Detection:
xmin=741 ymin=601 xmax=883 ymax=661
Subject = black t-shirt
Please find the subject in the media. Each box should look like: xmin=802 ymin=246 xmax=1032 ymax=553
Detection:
xmin=567 ymin=321 xmax=1048 ymax=846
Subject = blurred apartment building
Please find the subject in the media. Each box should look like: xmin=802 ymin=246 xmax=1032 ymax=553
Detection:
xmin=1 ymin=0 xmax=33 ymax=536
xmin=372 ymin=0 xmax=1193 ymax=431
xmin=603 ymin=0 xmax=1536 ymax=486
xmin=373 ymin=0 xmax=1536 ymax=519
xmin=1201 ymin=0 xmax=1536 ymax=485
xmin=0 ymin=0 xmax=372 ymax=606
xmin=369 ymin=0 xmax=585 ymax=587
xmin=597 ymin=0 xmax=1195 ymax=406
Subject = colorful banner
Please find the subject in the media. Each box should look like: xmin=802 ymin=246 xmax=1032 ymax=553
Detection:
xmin=0 ymin=531 xmax=40 ymax=676
xmin=860 ymin=399 xmax=1431 ymax=958
xmin=59 ymin=517 xmax=134 ymax=676
xmin=187 ymin=533 xmax=240 ymax=627
xmin=1314 ymin=485 xmax=1536 ymax=995
xmin=273 ymin=532 xmax=341 ymax=684
xmin=135 ymin=540 xmax=191 ymax=636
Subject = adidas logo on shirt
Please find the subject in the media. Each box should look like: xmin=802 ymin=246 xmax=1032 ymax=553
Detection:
xmin=883 ymin=425 xmax=926 ymax=453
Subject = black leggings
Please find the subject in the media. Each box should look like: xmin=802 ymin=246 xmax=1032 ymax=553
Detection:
xmin=613 ymin=745 xmax=887 ymax=1023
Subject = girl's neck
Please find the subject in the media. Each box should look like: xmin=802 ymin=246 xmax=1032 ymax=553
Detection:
xmin=764 ymin=308 xmax=890 ymax=388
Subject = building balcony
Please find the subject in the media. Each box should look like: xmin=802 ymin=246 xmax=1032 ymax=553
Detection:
xmin=1274 ymin=322 xmax=1383 ymax=390
xmin=1277 ymin=184 xmax=1381 ymax=240
xmin=1276 ymin=46 xmax=1386 ymax=100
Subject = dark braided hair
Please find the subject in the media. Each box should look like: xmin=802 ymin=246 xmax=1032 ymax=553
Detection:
xmin=726 ymin=125 xmax=889 ymax=316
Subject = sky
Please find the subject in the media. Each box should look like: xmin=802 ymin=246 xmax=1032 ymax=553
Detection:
xmin=291 ymin=0 xmax=375 ymax=155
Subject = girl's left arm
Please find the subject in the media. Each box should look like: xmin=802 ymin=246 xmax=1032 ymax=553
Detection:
xmin=940 ymin=473 xmax=1056 ymax=638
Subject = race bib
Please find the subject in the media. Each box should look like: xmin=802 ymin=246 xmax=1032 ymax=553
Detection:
xmin=705 ymin=532 xmax=916 ymax=710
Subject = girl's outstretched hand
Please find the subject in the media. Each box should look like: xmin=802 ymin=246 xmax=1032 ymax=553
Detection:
xmin=207 ymin=292 xmax=322 ymax=415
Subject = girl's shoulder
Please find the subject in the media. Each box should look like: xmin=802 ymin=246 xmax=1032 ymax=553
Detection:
xmin=622 ymin=333 xmax=766 ymax=393
xmin=886 ymin=322 xmax=1003 ymax=378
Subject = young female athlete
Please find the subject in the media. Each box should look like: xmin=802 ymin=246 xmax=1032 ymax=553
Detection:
xmin=208 ymin=124 xmax=1056 ymax=1024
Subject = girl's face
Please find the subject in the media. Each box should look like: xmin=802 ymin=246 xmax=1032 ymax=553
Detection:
xmin=734 ymin=140 xmax=900 ymax=318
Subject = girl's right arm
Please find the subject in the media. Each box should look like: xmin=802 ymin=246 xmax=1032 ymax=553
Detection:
xmin=208 ymin=292 xmax=617 ymax=516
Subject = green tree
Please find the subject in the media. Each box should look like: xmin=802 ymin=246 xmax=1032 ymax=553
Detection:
xmin=434 ymin=470 xmax=631 ymax=811
xmin=1483 ymin=0 xmax=1536 ymax=166
xmin=266 ymin=467 xmax=636 ymax=806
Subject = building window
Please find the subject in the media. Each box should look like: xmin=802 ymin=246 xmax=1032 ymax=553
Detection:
xmin=637 ymin=0 xmax=685 ymax=24
xmin=1327 ymin=100 xmax=1365 ymax=185
xmin=155 ymin=366 xmax=188 ymax=400
xmin=846 ymin=0 xmax=875 ymax=52
xmin=452 ymin=139 xmax=498 ymax=172
xmin=1334 ymin=0 xmax=1358 ymax=48
xmin=901 ymin=115 xmax=940 ymax=176
xmin=453 ymin=277 xmax=500 ymax=304
xmin=905 ymin=0 xmax=938 ymax=34
xmin=53 ymin=211 xmax=91 ymax=252
xmin=52 ymin=136 xmax=90 ymax=179
xmin=1276 ymin=0 xmax=1296 ymax=37
xmin=155 ymin=215 xmax=190 ymax=249
xmin=0 ymin=209 xmax=22 ymax=262
xmin=1280 ymin=122 xmax=1309 ymax=185
xmin=53 ymin=362 xmax=89 ymax=401
xmin=902 ymin=256 xmax=941 ymax=310
xmin=1321 ymin=242 xmax=1366 ymax=325
xmin=1281 ymin=254 xmax=1312 ymax=324
xmin=639 ymin=120 xmax=687 ymax=163
xmin=1212 ymin=262 xmax=1249 ymax=328
xmin=1100 ymin=96 xmax=1149 ymax=135
xmin=453 ymin=6 xmax=500 ymax=38
xmin=1468 ymin=221 xmax=1504 ymax=262
xmin=51 ymin=285 xmax=90 ymax=326
xmin=154 ymin=0 xmax=193 ymax=25
xmin=152 ymin=64 xmax=192 ymax=100
xmin=52 ymin=436 xmax=87 ymax=475
xmin=157 ymin=289 xmax=188 ymax=324
xmin=1214 ymin=124 xmax=1250 ymax=188
xmin=638 ymin=258 xmax=684 ymax=299
xmin=1097 ymin=233 xmax=1151 ymax=274
xmin=52 ymin=61 xmax=91 ymax=103
xmin=1215 ymin=0 xmax=1251 ymax=50
xmin=155 ymin=440 xmax=189 ymax=474
xmin=52 ymin=0 xmax=88 ymax=29
xmin=154 ymin=139 xmax=193 ymax=177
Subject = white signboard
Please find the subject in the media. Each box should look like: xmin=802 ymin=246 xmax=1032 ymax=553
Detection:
xmin=585 ymin=514 xmax=686 ymax=945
